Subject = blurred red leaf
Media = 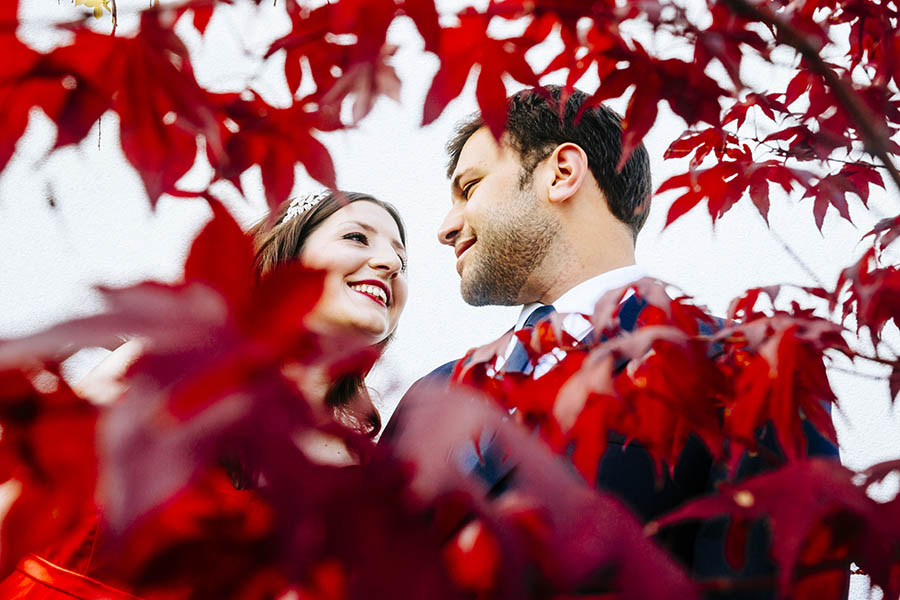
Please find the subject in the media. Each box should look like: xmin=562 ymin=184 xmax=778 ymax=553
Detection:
xmin=0 ymin=0 xmax=43 ymax=171
xmin=443 ymin=521 xmax=501 ymax=593
xmin=657 ymin=459 xmax=897 ymax=599
xmin=0 ymin=367 xmax=97 ymax=577
xmin=390 ymin=386 xmax=700 ymax=599
xmin=25 ymin=12 xmax=223 ymax=206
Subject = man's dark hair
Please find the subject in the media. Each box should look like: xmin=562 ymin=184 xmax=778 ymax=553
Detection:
xmin=446 ymin=85 xmax=651 ymax=239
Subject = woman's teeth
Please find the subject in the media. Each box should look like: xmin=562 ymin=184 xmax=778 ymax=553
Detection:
xmin=350 ymin=283 xmax=387 ymax=304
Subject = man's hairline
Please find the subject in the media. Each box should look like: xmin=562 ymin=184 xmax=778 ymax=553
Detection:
xmin=447 ymin=126 xmax=564 ymax=189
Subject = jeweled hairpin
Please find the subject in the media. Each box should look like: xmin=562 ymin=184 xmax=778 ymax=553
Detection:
xmin=282 ymin=190 xmax=331 ymax=224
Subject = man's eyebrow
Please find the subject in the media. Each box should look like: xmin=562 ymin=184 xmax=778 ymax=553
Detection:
xmin=451 ymin=167 xmax=476 ymax=195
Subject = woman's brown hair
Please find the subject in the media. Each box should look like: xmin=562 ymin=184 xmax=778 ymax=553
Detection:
xmin=249 ymin=191 xmax=407 ymax=438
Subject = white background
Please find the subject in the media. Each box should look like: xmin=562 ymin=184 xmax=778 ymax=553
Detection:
xmin=3 ymin=1 xmax=899 ymax=596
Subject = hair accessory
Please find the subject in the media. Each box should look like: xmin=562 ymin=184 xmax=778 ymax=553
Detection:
xmin=282 ymin=190 xmax=331 ymax=224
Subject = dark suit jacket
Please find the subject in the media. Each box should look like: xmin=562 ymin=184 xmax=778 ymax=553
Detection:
xmin=381 ymin=296 xmax=842 ymax=598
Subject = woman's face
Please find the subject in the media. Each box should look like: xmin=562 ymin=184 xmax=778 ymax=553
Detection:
xmin=300 ymin=201 xmax=408 ymax=344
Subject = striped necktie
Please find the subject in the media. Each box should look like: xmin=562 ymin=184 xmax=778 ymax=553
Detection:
xmin=503 ymin=304 xmax=556 ymax=374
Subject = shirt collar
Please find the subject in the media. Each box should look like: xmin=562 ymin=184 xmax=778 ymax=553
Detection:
xmin=514 ymin=264 xmax=647 ymax=331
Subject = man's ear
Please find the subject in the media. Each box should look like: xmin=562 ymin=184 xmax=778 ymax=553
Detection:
xmin=546 ymin=142 xmax=589 ymax=204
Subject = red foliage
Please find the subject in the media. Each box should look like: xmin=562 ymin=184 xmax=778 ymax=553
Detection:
xmin=657 ymin=459 xmax=900 ymax=599
xmin=1 ymin=0 xmax=900 ymax=597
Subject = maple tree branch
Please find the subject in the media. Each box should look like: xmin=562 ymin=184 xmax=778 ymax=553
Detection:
xmin=697 ymin=557 xmax=853 ymax=593
xmin=748 ymin=135 xmax=887 ymax=171
xmin=721 ymin=0 xmax=900 ymax=194
xmin=853 ymin=353 xmax=897 ymax=367
xmin=762 ymin=217 xmax=828 ymax=289
xmin=828 ymin=365 xmax=890 ymax=381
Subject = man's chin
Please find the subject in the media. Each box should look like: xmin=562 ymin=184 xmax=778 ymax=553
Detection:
xmin=460 ymin=276 xmax=519 ymax=307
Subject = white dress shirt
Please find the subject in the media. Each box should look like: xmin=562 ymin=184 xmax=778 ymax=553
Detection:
xmin=498 ymin=264 xmax=648 ymax=375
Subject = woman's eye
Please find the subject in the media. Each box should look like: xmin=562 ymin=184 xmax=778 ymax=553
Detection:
xmin=344 ymin=232 xmax=368 ymax=244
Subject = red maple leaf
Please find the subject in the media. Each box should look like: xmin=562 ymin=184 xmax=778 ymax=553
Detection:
xmin=834 ymin=246 xmax=900 ymax=348
xmin=588 ymin=44 xmax=728 ymax=170
xmin=722 ymin=92 xmax=789 ymax=129
xmin=24 ymin=11 xmax=224 ymax=206
xmin=798 ymin=161 xmax=885 ymax=232
xmin=210 ymin=92 xmax=339 ymax=214
xmin=268 ymin=0 xmax=406 ymax=124
xmin=422 ymin=9 xmax=540 ymax=138
xmin=664 ymin=127 xmax=741 ymax=169
xmin=657 ymin=148 xmax=814 ymax=225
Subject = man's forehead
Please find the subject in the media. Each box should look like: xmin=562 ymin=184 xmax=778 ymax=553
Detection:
xmin=452 ymin=128 xmax=510 ymax=176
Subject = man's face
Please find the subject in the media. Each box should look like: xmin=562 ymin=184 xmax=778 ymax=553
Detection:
xmin=438 ymin=127 xmax=559 ymax=306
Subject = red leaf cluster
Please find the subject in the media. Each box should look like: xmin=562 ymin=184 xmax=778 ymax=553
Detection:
xmin=423 ymin=9 xmax=540 ymax=138
xmin=658 ymin=459 xmax=900 ymax=599
xmin=657 ymin=145 xmax=814 ymax=225
xmin=2 ymin=0 xmax=900 ymax=597
xmin=834 ymin=247 xmax=900 ymax=350
xmin=390 ymin=387 xmax=699 ymax=599
xmin=454 ymin=279 xmax=845 ymax=489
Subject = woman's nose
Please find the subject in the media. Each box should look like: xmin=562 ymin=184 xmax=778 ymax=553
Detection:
xmin=369 ymin=246 xmax=403 ymax=277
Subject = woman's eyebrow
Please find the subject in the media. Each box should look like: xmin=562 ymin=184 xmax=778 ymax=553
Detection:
xmin=343 ymin=220 xmax=405 ymax=253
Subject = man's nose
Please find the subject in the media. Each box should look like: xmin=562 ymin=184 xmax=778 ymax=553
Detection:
xmin=437 ymin=205 xmax=463 ymax=247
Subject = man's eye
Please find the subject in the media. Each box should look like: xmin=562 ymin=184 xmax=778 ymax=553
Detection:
xmin=343 ymin=232 xmax=368 ymax=244
xmin=463 ymin=180 xmax=478 ymax=199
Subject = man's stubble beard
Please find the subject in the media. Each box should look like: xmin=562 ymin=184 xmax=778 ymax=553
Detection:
xmin=460 ymin=186 xmax=560 ymax=306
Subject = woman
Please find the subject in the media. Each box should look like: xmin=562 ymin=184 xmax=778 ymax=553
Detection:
xmin=251 ymin=189 xmax=408 ymax=463
xmin=2 ymin=190 xmax=409 ymax=598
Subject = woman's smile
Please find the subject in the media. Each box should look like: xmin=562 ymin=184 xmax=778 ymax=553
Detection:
xmin=348 ymin=279 xmax=390 ymax=307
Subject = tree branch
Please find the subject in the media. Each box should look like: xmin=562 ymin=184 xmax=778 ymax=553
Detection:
xmin=721 ymin=0 xmax=900 ymax=194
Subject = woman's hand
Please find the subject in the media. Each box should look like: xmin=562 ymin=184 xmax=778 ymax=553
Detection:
xmin=73 ymin=338 xmax=145 ymax=404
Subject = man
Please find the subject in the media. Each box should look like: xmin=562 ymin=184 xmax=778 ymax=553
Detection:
xmin=383 ymin=85 xmax=839 ymax=595
xmin=384 ymin=82 xmax=708 ymax=555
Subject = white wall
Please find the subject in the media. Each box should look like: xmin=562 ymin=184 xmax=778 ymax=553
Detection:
xmin=2 ymin=2 xmax=898 ymax=595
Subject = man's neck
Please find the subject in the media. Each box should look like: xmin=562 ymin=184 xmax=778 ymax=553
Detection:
xmin=533 ymin=254 xmax=637 ymax=305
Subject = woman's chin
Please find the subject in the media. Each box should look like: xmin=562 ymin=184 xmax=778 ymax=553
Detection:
xmin=307 ymin=316 xmax=389 ymax=347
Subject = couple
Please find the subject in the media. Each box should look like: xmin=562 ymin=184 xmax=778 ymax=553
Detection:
xmin=314 ymin=83 xmax=839 ymax=597
xmin=10 ymin=84 xmax=838 ymax=599
xmin=251 ymin=82 xmax=655 ymax=468
xmin=10 ymin=83 xmax=661 ymax=598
